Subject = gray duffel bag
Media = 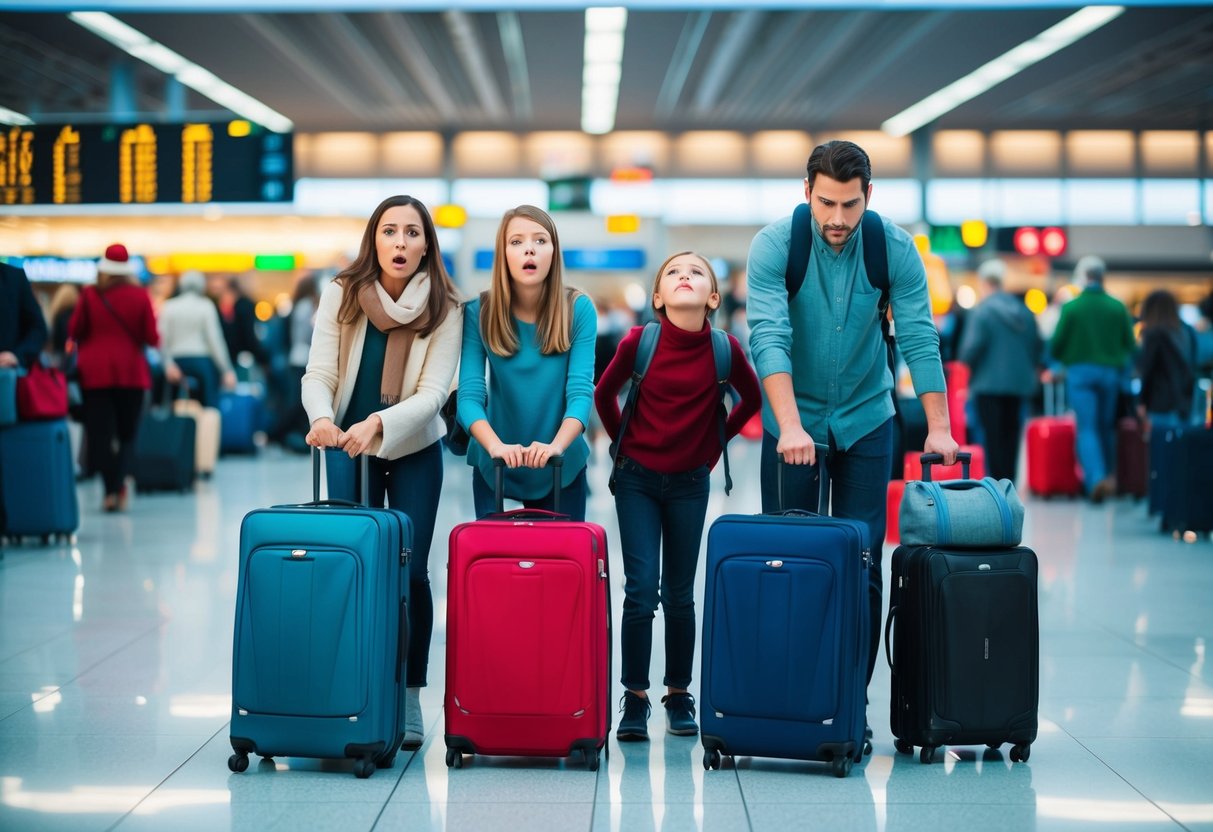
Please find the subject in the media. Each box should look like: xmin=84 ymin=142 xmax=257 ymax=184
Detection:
xmin=899 ymin=453 xmax=1025 ymax=548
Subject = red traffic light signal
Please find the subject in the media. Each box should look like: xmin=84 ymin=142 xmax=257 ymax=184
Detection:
xmin=1011 ymin=226 xmax=1067 ymax=258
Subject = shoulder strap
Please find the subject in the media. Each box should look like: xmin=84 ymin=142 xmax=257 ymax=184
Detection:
xmin=784 ymin=204 xmax=813 ymax=301
xmin=608 ymin=321 xmax=660 ymax=494
xmin=95 ymin=287 xmax=144 ymax=350
xmin=710 ymin=327 xmax=733 ymax=495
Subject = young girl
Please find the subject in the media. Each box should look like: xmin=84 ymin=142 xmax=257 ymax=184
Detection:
xmin=594 ymin=251 xmax=761 ymax=741
xmin=302 ymin=194 xmax=462 ymax=749
xmin=457 ymin=205 xmax=596 ymax=520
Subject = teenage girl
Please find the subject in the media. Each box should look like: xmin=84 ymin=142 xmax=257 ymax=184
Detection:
xmin=302 ymin=195 xmax=462 ymax=748
xmin=457 ymin=204 xmax=596 ymax=520
xmin=594 ymin=251 xmax=761 ymax=741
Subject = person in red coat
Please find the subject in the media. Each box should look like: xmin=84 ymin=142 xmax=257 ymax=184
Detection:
xmin=68 ymin=244 xmax=159 ymax=511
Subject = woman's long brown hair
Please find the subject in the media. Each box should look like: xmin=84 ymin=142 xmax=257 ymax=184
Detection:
xmin=335 ymin=195 xmax=459 ymax=336
xmin=481 ymin=204 xmax=579 ymax=357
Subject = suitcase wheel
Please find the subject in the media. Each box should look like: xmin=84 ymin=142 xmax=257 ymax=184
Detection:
xmin=353 ymin=758 xmax=375 ymax=779
xmin=895 ymin=739 xmax=914 ymax=755
xmin=445 ymin=748 xmax=463 ymax=769
xmin=919 ymin=745 xmax=938 ymax=765
xmin=227 ymin=753 xmax=249 ymax=773
xmin=831 ymin=755 xmax=853 ymax=778
xmin=702 ymin=749 xmax=722 ymax=771
xmin=586 ymin=748 xmax=600 ymax=772
xmin=1010 ymin=743 xmax=1031 ymax=763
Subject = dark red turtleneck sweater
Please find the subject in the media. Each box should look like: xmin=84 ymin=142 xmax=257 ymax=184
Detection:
xmin=595 ymin=315 xmax=761 ymax=474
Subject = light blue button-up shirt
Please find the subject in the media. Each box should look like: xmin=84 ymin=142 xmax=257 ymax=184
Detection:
xmin=746 ymin=212 xmax=945 ymax=451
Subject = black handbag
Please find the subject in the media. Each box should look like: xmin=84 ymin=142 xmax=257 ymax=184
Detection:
xmin=440 ymin=390 xmax=469 ymax=456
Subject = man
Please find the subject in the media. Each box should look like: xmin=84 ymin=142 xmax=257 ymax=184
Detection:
xmin=746 ymin=139 xmax=958 ymax=695
xmin=1049 ymin=255 xmax=1135 ymax=503
xmin=0 ymin=261 xmax=50 ymax=537
xmin=958 ymin=259 xmax=1044 ymax=483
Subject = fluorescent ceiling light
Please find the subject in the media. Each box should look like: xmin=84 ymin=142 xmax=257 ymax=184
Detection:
xmin=0 ymin=106 xmax=34 ymax=125
xmin=581 ymin=6 xmax=627 ymax=135
xmin=586 ymin=7 xmax=628 ymax=33
xmin=584 ymin=31 xmax=625 ymax=64
xmin=69 ymin=11 xmax=293 ymax=133
xmin=882 ymin=5 xmax=1124 ymax=137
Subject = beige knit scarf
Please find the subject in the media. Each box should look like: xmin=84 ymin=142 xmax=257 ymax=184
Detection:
xmin=340 ymin=274 xmax=432 ymax=406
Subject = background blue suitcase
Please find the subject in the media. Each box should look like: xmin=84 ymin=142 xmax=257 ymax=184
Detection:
xmin=219 ymin=386 xmax=262 ymax=454
xmin=228 ymin=450 xmax=412 ymax=778
xmin=700 ymin=453 xmax=870 ymax=777
xmin=1159 ymin=428 xmax=1213 ymax=535
xmin=0 ymin=418 xmax=79 ymax=543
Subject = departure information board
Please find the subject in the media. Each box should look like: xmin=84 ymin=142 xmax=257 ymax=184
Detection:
xmin=0 ymin=121 xmax=292 ymax=206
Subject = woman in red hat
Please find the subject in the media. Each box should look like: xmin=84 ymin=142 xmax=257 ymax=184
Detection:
xmin=68 ymin=244 xmax=159 ymax=511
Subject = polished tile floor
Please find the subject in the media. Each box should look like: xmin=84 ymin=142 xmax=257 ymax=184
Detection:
xmin=1 ymin=439 xmax=1211 ymax=831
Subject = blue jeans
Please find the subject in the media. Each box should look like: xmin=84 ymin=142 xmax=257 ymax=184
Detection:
xmin=759 ymin=418 xmax=893 ymax=687
xmin=173 ymin=356 xmax=219 ymax=408
xmin=326 ymin=443 xmax=442 ymax=688
xmin=1066 ymin=364 xmax=1121 ymax=491
xmin=614 ymin=456 xmax=711 ymax=691
xmin=471 ymin=466 xmax=587 ymax=521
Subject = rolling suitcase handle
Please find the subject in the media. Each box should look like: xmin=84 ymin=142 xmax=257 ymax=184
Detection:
xmin=492 ymin=454 xmax=564 ymax=516
xmin=919 ymin=451 xmax=972 ymax=482
xmin=774 ymin=443 xmax=831 ymax=515
xmin=308 ymin=446 xmax=371 ymax=507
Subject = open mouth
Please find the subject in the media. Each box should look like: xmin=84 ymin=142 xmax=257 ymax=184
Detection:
xmin=393 ymin=256 xmax=407 ymax=266
xmin=522 ymin=260 xmax=537 ymax=273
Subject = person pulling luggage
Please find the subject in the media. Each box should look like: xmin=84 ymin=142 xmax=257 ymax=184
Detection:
xmin=302 ymin=195 xmax=463 ymax=749
xmin=595 ymin=252 xmax=761 ymax=741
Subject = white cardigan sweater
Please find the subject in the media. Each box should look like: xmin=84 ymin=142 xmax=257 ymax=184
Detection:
xmin=301 ymin=280 xmax=462 ymax=460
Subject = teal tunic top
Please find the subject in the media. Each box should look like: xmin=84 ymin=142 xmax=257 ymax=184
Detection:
xmin=340 ymin=323 xmax=387 ymax=430
xmin=457 ymin=293 xmax=596 ymax=499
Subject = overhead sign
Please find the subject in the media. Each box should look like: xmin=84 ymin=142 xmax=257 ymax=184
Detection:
xmin=0 ymin=122 xmax=292 ymax=206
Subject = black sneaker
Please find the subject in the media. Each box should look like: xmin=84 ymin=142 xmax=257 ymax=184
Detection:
xmin=616 ymin=691 xmax=651 ymax=741
xmin=662 ymin=692 xmax=698 ymax=736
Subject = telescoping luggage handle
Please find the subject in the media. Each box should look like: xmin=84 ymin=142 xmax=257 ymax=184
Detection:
xmin=492 ymin=454 xmax=565 ymax=518
xmin=309 ymin=446 xmax=371 ymax=507
xmin=919 ymin=451 xmax=972 ymax=482
xmin=774 ymin=443 xmax=831 ymax=517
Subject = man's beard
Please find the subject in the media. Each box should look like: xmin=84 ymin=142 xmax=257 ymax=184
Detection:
xmin=812 ymin=212 xmax=857 ymax=246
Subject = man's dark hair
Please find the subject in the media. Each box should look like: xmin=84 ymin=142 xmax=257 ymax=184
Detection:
xmin=806 ymin=140 xmax=872 ymax=194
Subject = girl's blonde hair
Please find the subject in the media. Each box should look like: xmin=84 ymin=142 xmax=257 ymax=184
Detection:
xmin=650 ymin=251 xmax=719 ymax=319
xmin=482 ymin=204 xmax=581 ymax=356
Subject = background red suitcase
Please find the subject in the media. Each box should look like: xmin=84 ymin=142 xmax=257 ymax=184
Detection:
xmin=1115 ymin=417 xmax=1148 ymax=498
xmin=444 ymin=458 xmax=610 ymax=770
xmin=1026 ymin=381 xmax=1081 ymax=497
xmin=903 ymin=444 xmax=986 ymax=482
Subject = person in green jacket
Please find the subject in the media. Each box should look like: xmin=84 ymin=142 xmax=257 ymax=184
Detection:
xmin=1049 ymin=255 xmax=1136 ymax=503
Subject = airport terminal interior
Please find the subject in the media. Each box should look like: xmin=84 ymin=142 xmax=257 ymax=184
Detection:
xmin=2 ymin=1 xmax=1213 ymax=830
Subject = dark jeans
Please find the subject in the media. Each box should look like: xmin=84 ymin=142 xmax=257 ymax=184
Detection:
xmin=471 ymin=466 xmax=588 ymax=522
xmin=976 ymin=394 xmax=1026 ymax=483
xmin=173 ymin=356 xmax=219 ymax=408
xmin=759 ymin=418 xmax=893 ymax=687
xmin=614 ymin=456 xmax=711 ymax=691
xmin=82 ymin=387 xmax=146 ymax=496
xmin=326 ymin=442 xmax=443 ymax=688
xmin=1067 ymin=364 xmax=1121 ymax=491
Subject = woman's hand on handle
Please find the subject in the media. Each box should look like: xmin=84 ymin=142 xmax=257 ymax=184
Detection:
xmin=337 ymin=414 xmax=382 ymax=458
xmin=523 ymin=441 xmax=562 ymax=469
xmin=305 ymin=417 xmax=341 ymax=449
xmin=777 ymin=424 xmax=817 ymax=466
xmin=490 ymin=441 xmax=526 ymax=469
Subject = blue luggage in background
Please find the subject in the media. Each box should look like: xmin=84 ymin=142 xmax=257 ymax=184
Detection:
xmin=0 ymin=367 xmax=17 ymax=426
xmin=219 ymin=386 xmax=261 ymax=454
xmin=1159 ymin=428 xmax=1213 ymax=536
xmin=132 ymin=403 xmax=196 ymax=493
xmin=228 ymin=450 xmax=413 ymax=778
xmin=0 ymin=419 xmax=79 ymax=543
xmin=700 ymin=451 xmax=870 ymax=777
xmin=1147 ymin=426 xmax=1180 ymax=517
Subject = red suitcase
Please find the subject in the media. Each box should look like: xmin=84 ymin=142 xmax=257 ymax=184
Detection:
xmin=1026 ymin=381 xmax=1081 ymax=497
xmin=444 ymin=458 xmax=610 ymax=771
xmin=887 ymin=479 xmax=905 ymax=544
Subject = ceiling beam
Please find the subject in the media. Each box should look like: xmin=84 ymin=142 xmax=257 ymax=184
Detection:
xmin=693 ymin=10 xmax=763 ymax=115
xmin=654 ymin=11 xmax=712 ymax=119
xmin=375 ymin=12 xmax=458 ymax=122
xmin=496 ymin=11 xmax=532 ymax=121
xmin=314 ymin=13 xmax=425 ymax=120
xmin=443 ymin=10 xmax=506 ymax=121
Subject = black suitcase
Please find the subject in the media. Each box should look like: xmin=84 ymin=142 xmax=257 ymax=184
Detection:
xmin=1159 ymin=428 xmax=1213 ymax=536
xmin=886 ymin=542 xmax=1039 ymax=764
xmin=132 ymin=407 xmax=196 ymax=492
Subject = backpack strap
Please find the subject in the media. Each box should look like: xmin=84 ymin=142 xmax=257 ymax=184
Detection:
xmin=710 ymin=327 xmax=733 ymax=496
xmin=784 ymin=203 xmax=813 ymax=301
xmin=608 ymin=321 xmax=661 ymax=494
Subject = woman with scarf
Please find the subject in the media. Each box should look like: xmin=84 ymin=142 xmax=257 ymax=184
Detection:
xmin=302 ymin=195 xmax=462 ymax=749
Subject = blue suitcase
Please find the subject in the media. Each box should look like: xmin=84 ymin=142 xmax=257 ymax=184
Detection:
xmin=228 ymin=450 xmax=412 ymax=778
xmin=0 ymin=419 xmax=79 ymax=543
xmin=1159 ymin=428 xmax=1213 ymax=535
xmin=700 ymin=453 xmax=870 ymax=777
xmin=219 ymin=387 xmax=261 ymax=454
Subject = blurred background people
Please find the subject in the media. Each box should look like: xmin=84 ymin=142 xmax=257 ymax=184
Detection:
xmin=277 ymin=271 xmax=320 ymax=450
xmin=1049 ymin=255 xmax=1136 ymax=503
xmin=159 ymin=270 xmax=237 ymax=407
xmin=68 ymin=244 xmax=158 ymax=512
xmin=46 ymin=283 xmax=79 ymax=368
xmin=958 ymin=259 xmax=1043 ymax=483
xmin=1135 ymin=289 xmax=1197 ymax=434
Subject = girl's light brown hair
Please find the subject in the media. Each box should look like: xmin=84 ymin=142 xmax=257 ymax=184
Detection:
xmin=650 ymin=251 xmax=719 ymax=319
xmin=481 ymin=204 xmax=581 ymax=357
xmin=335 ymin=195 xmax=459 ymax=336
